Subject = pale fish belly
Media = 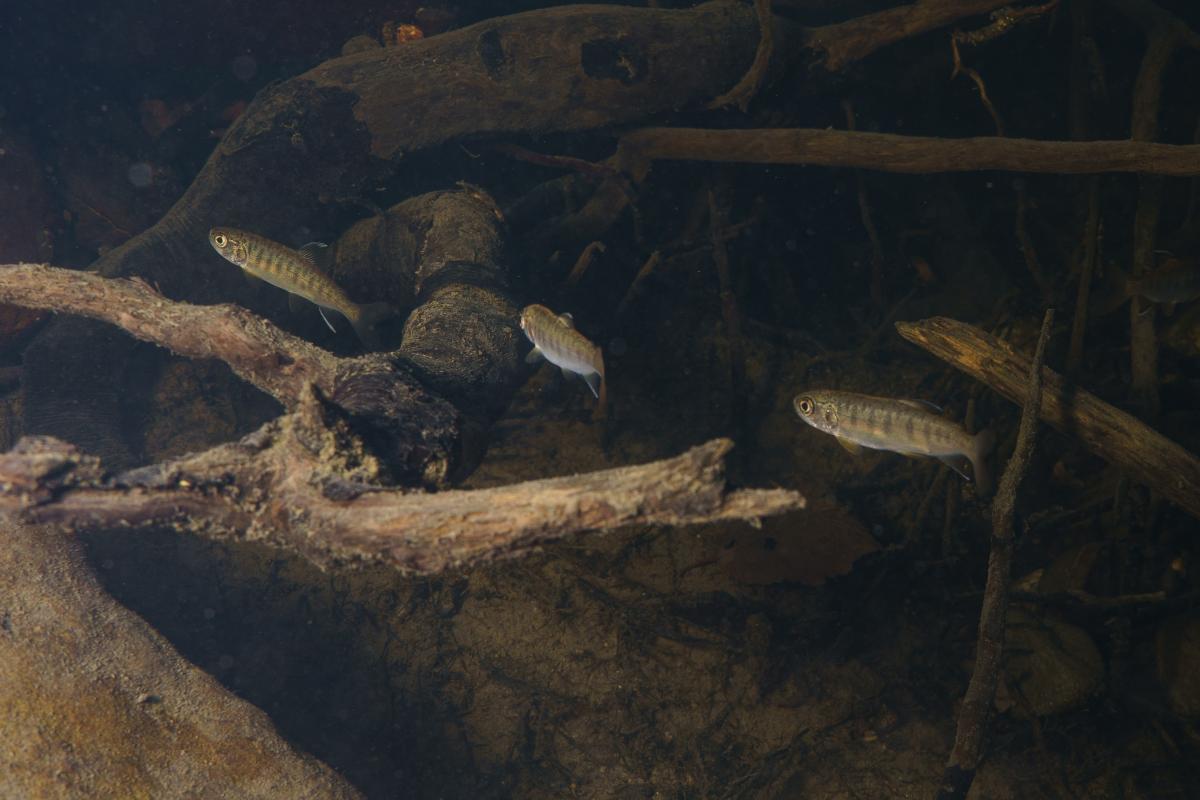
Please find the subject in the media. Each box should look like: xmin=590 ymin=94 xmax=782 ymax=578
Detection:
xmin=541 ymin=346 xmax=598 ymax=377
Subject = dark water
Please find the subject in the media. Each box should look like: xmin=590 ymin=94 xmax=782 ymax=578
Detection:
xmin=3 ymin=1 xmax=1200 ymax=798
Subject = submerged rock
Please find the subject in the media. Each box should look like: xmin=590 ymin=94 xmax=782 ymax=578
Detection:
xmin=0 ymin=521 xmax=362 ymax=800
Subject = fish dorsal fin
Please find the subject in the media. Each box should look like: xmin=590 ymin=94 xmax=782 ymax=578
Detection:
xmin=317 ymin=305 xmax=338 ymax=333
xmin=936 ymin=454 xmax=973 ymax=481
xmin=899 ymin=399 xmax=942 ymax=414
xmin=558 ymin=312 xmax=575 ymax=329
xmin=298 ymin=242 xmax=333 ymax=272
xmin=525 ymin=345 xmax=544 ymax=364
xmin=835 ymin=437 xmax=863 ymax=456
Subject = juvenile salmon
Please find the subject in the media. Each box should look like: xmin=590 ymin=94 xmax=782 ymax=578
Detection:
xmin=793 ymin=389 xmax=995 ymax=494
xmin=209 ymin=227 xmax=390 ymax=348
xmin=520 ymin=304 xmax=606 ymax=412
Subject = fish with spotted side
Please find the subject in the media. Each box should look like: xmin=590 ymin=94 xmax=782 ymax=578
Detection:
xmin=793 ymin=389 xmax=995 ymax=495
xmin=520 ymin=303 xmax=607 ymax=414
xmin=209 ymin=226 xmax=391 ymax=348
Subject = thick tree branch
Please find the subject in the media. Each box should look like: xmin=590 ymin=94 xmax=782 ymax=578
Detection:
xmin=620 ymin=128 xmax=1200 ymax=176
xmin=896 ymin=317 xmax=1200 ymax=520
xmin=0 ymin=418 xmax=804 ymax=575
xmin=0 ymin=264 xmax=337 ymax=409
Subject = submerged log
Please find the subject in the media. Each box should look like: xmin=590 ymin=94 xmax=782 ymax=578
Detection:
xmin=0 ymin=424 xmax=803 ymax=574
xmin=16 ymin=186 xmax=519 ymax=486
xmin=896 ymin=316 xmax=1200 ymax=520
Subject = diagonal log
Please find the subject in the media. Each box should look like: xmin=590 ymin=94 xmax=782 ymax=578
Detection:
xmin=896 ymin=317 xmax=1200 ymax=520
xmin=0 ymin=415 xmax=804 ymax=575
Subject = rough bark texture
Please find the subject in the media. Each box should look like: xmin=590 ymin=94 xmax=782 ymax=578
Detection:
xmin=896 ymin=317 xmax=1200 ymax=520
xmin=0 ymin=426 xmax=803 ymax=574
xmin=18 ymin=1 xmax=788 ymax=469
xmin=15 ymin=186 xmax=518 ymax=487
xmin=0 ymin=520 xmax=362 ymax=799
xmin=620 ymin=128 xmax=1200 ymax=176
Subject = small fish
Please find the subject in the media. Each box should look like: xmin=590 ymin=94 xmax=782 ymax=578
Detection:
xmin=209 ymin=227 xmax=391 ymax=348
xmin=1126 ymin=257 xmax=1200 ymax=309
xmin=519 ymin=304 xmax=606 ymax=413
xmin=793 ymin=389 xmax=995 ymax=495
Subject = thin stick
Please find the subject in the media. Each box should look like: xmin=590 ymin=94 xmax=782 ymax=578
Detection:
xmin=938 ymin=308 xmax=1053 ymax=800
xmin=615 ymin=251 xmax=662 ymax=317
xmin=619 ymin=128 xmax=1200 ymax=176
xmin=1067 ymin=179 xmax=1101 ymax=380
xmin=565 ymin=241 xmax=606 ymax=287
xmin=708 ymin=0 xmax=774 ymax=112
xmin=843 ymin=101 xmax=886 ymax=308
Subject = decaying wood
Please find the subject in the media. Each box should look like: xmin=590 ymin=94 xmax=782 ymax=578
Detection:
xmin=12 ymin=186 xmax=520 ymax=487
xmin=895 ymin=317 xmax=1200 ymax=521
xmin=0 ymin=419 xmax=803 ymax=575
xmin=939 ymin=310 xmax=1054 ymax=800
xmin=619 ymin=128 xmax=1200 ymax=176
xmin=802 ymin=0 xmax=1014 ymax=72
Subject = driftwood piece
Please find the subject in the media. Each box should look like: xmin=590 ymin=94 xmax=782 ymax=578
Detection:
xmin=0 ymin=420 xmax=803 ymax=575
xmin=939 ymin=310 xmax=1054 ymax=800
xmin=895 ymin=317 xmax=1200 ymax=520
xmin=12 ymin=187 xmax=519 ymax=487
xmin=0 ymin=520 xmax=362 ymax=799
xmin=619 ymin=128 xmax=1200 ymax=176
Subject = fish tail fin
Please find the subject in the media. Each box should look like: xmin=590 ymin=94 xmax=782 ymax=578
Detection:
xmin=349 ymin=302 xmax=394 ymax=350
xmin=592 ymin=353 xmax=607 ymax=421
xmin=970 ymin=428 xmax=997 ymax=497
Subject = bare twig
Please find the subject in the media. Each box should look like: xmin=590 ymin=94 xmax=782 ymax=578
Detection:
xmin=938 ymin=308 xmax=1053 ymax=800
xmin=708 ymin=0 xmax=775 ymax=112
xmin=619 ymin=128 xmax=1200 ymax=176
xmin=565 ymin=241 xmax=606 ymax=287
xmin=616 ymin=251 xmax=662 ymax=317
xmin=843 ymin=101 xmax=886 ymax=308
xmin=1067 ymin=179 xmax=1101 ymax=380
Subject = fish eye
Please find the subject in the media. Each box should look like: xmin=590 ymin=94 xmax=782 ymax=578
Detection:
xmin=214 ymin=233 xmax=227 ymax=247
xmin=797 ymin=397 xmax=814 ymax=415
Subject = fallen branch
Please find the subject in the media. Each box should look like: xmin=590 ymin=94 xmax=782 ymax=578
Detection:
xmin=895 ymin=317 xmax=1200 ymax=520
xmin=938 ymin=309 xmax=1053 ymax=800
xmin=619 ymin=128 xmax=1200 ymax=176
xmin=0 ymin=418 xmax=804 ymax=575
xmin=803 ymin=0 xmax=1014 ymax=72
xmin=708 ymin=0 xmax=775 ymax=111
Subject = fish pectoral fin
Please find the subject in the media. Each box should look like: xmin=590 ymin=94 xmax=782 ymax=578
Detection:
xmin=524 ymin=345 xmax=544 ymax=364
xmin=317 ymin=305 xmax=338 ymax=334
xmin=287 ymin=293 xmax=307 ymax=315
xmin=242 ymin=270 xmax=263 ymax=287
xmin=936 ymin=454 xmax=973 ymax=481
xmin=835 ymin=437 xmax=863 ymax=456
xmin=899 ymin=399 xmax=942 ymax=414
xmin=557 ymin=312 xmax=575 ymax=329
xmin=298 ymin=242 xmax=333 ymax=272
xmin=561 ymin=367 xmax=574 ymax=381
xmin=582 ymin=372 xmax=602 ymax=399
